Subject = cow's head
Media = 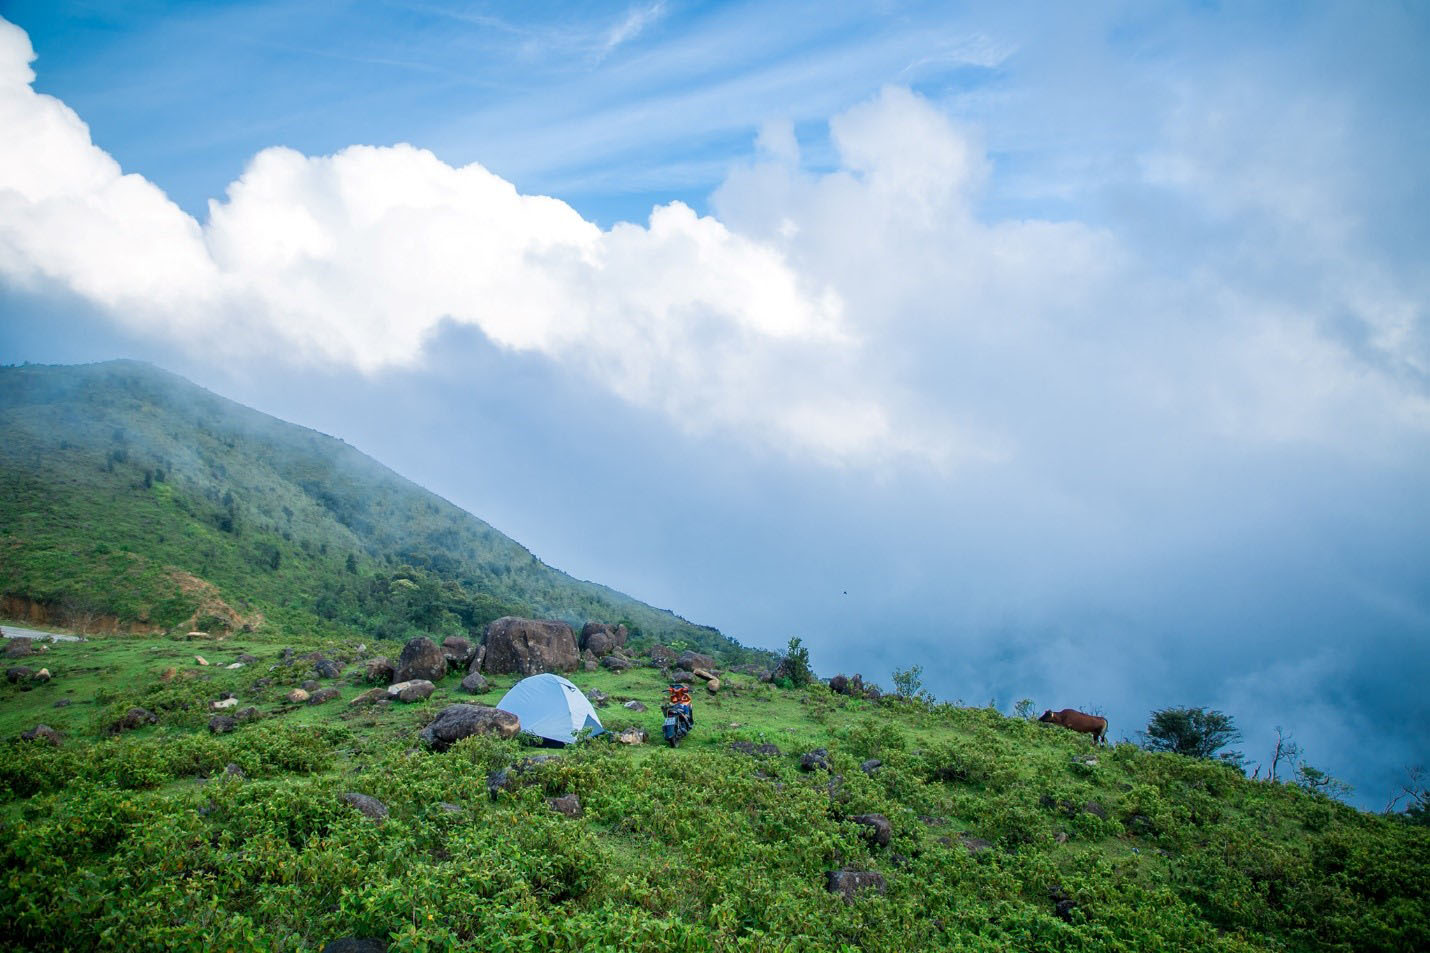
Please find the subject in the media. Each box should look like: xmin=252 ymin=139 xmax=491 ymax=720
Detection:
xmin=1038 ymin=709 xmax=1055 ymax=723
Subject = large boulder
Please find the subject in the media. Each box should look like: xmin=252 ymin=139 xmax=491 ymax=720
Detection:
xmin=313 ymin=658 xmax=343 ymax=679
xmin=648 ymin=644 xmax=677 ymax=666
xmin=601 ymin=655 xmax=633 ymax=672
xmin=4 ymin=638 xmax=36 ymax=658
xmin=481 ymin=618 xmax=578 ymax=675
xmin=307 ymin=687 xmax=342 ymax=705
xmin=441 ymin=636 xmax=476 ymax=669
xmin=208 ymin=715 xmax=238 ymax=734
xmin=677 ymin=650 xmax=716 ymax=673
xmin=467 ymin=643 xmax=487 ymax=675
xmin=459 ymin=671 xmax=490 ymax=694
xmin=394 ymin=637 xmax=447 ymax=683
xmin=579 ymin=622 xmax=628 ymax=658
xmin=419 ymin=704 xmax=521 ymax=751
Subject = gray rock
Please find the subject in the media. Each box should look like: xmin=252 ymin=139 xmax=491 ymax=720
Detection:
xmin=1083 ymin=801 xmax=1108 ymax=820
xmin=363 ymin=657 xmax=395 ymax=683
xmin=826 ymin=870 xmax=887 ymax=903
xmin=546 ymin=793 xmax=582 ymax=818
xmin=829 ymin=674 xmax=849 ymax=695
xmin=579 ymin=622 xmax=628 ymax=658
xmin=20 ymin=724 xmax=61 ymax=745
xmin=676 ymin=650 xmax=716 ymax=672
xmin=958 ymin=835 xmax=993 ymax=854
xmin=860 ymin=758 xmax=883 ymax=774
xmin=441 ymin=636 xmax=476 ymax=669
xmin=313 ymin=658 xmax=343 ymax=679
xmin=800 ymin=748 xmax=831 ymax=772
xmin=394 ymin=636 xmax=447 ymax=684
xmin=5 ymin=666 xmax=34 ymax=683
xmin=648 ymin=644 xmax=677 ymax=665
xmin=482 ymin=618 xmax=579 ymax=675
xmin=586 ymin=689 xmax=609 ymax=707
xmin=52 ymin=698 xmax=72 ymax=708
xmin=459 ymin=671 xmax=489 ymax=694
xmin=851 ymin=813 xmax=892 ymax=847
xmin=467 ymin=643 xmax=486 ymax=675
xmin=223 ymin=762 xmax=246 ymax=779
xmin=112 ymin=707 xmax=157 ymax=733
xmin=622 ymin=700 xmax=647 ymax=712
xmin=236 ymin=654 xmax=259 ymax=665
xmin=208 ymin=715 xmax=238 ymax=734
xmin=350 ymin=687 xmax=389 ymax=706
xmin=4 ymin=638 xmax=36 ymax=658
xmin=420 ymin=704 xmax=521 ymax=751
xmin=321 ymin=939 xmax=388 ymax=953
xmin=616 ymin=727 xmax=647 ymax=745
xmin=730 ymin=741 xmax=782 ymax=757
xmin=301 ymin=680 xmax=319 ymax=692
xmin=285 ymin=688 xmax=310 ymax=704
xmin=386 ymin=679 xmax=434 ymax=703
xmin=307 ymin=687 xmax=342 ymax=705
xmin=341 ymin=793 xmax=389 ymax=822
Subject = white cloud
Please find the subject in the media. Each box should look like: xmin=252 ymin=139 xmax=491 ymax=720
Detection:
xmin=2 ymin=15 xmax=1425 ymax=471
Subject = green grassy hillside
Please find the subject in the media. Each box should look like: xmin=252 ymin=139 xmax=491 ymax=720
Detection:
xmin=0 ymin=361 xmax=761 ymax=663
xmin=1 ymin=629 xmax=1425 ymax=952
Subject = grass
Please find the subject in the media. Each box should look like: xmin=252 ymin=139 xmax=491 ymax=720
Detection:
xmin=2 ymin=627 xmax=1426 ymax=952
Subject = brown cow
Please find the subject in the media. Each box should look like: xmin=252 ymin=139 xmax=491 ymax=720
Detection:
xmin=1039 ymin=708 xmax=1108 ymax=745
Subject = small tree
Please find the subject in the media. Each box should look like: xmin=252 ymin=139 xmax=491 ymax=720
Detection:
xmin=1014 ymin=698 xmax=1036 ymax=720
xmin=892 ymin=664 xmax=935 ymax=705
xmin=778 ymin=637 xmax=814 ymax=688
xmin=1142 ymin=707 xmax=1242 ymax=761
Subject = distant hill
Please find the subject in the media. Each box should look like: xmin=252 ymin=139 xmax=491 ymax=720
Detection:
xmin=0 ymin=360 xmax=765 ymax=662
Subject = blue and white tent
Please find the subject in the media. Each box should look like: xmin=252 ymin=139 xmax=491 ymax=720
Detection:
xmin=496 ymin=673 xmax=605 ymax=745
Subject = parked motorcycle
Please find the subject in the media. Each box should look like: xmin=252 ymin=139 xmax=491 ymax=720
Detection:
xmin=662 ymin=683 xmax=694 ymax=747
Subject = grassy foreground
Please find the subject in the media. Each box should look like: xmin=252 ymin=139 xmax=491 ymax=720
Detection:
xmin=2 ymin=629 xmax=1426 ymax=953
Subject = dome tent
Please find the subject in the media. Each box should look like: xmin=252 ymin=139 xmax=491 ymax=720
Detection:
xmin=496 ymin=673 xmax=605 ymax=746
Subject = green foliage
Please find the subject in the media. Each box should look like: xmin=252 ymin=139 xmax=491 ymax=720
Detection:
xmin=0 ymin=632 xmax=1426 ymax=952
xmin=778 ymin=636 xmax=814 ymax=688
xmin=891 ymin=664 xmax=935 ymax=706
xmin=1143 ymin=706 xmax=1243 ymax=761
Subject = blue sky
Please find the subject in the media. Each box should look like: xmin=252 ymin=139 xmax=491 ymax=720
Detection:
xmin=1 ymin=0 xmax=1428 ymax=809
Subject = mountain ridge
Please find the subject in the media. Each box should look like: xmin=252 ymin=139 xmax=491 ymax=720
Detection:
xmin=0 ymin=359 xmax=766 ymax=663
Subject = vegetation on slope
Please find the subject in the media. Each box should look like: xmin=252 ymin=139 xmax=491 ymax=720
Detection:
xmin=0 ymin=361 xmax=761 ymax=663
xmin=1 ymin=629 xmax=1426 ymax=953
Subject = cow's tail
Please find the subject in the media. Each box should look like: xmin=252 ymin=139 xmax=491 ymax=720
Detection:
xmin=1099 ymin=717 xmax=1109 ymax=747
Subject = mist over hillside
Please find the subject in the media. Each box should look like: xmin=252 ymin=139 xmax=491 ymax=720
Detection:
xmin=0 ymin=360 xmax=762 ymax=663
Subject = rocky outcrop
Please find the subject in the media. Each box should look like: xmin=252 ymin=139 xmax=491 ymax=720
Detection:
xmin=394 ymin=637 xmax=446 ymax=683
xmin=419 ymin=704 xmax=521 ymax=751
xmin=481 ymin=618 xmax=578 ymax=675
xmin=579 ymin=622 xmax=628 ymax=657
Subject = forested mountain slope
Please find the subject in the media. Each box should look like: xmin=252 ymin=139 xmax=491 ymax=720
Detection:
xmin=0 ymin=360 xmax=757 ymax=661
